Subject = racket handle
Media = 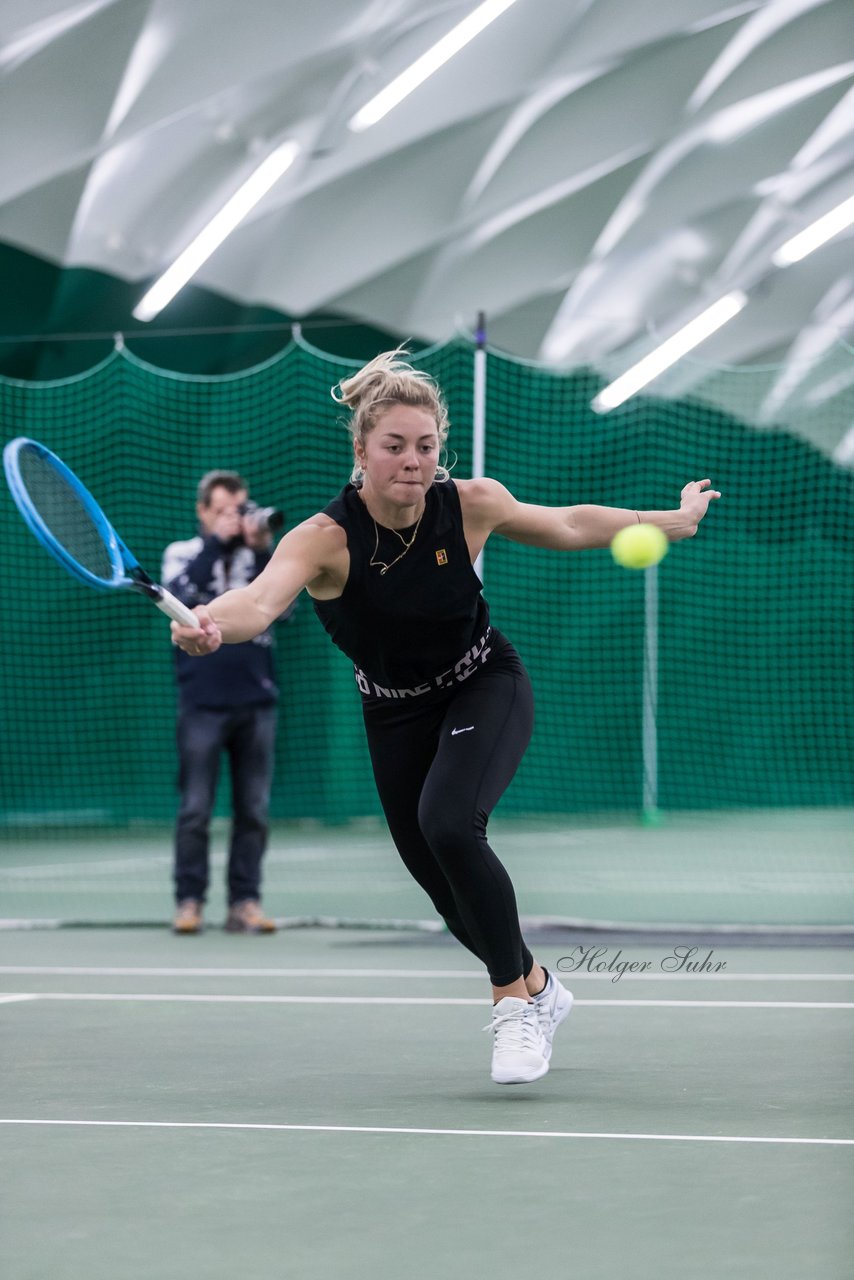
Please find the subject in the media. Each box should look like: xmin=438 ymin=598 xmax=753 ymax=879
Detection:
xmin=154 ymin=588 xmax=202 ymax=629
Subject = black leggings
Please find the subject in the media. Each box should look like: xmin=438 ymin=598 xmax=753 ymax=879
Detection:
xmin=362 ymin=641 xmax=535 ymax=987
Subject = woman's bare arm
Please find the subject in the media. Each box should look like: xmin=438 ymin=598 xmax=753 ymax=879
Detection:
xmin=457 ymin=477 xmax=720 ymax=552
xmin=170 ymin=516 xmax=346 ymax=654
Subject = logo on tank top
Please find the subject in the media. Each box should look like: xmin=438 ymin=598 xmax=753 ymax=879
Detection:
xmin=354 ymin=628 xmax=492 ymax=701
xmin=435 ymin=548 xmax=448 ymax=565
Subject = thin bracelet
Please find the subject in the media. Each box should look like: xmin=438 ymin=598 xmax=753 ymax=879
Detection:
xmin=635 ymin=511 xmax=642 ymax=523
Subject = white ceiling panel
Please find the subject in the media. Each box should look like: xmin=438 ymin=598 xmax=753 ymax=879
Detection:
xmin=1 ymin=0 xmax=853 ymax=454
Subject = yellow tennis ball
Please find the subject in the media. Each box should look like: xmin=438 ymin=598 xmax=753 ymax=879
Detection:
xmin=611 ymin=523 xmax=669 ymax=570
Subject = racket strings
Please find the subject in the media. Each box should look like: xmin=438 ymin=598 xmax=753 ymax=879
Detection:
xmin=18 ymin=447 xmax=115 ymax=581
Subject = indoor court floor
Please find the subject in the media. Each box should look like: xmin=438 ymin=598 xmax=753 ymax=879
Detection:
xmin=2 ymin=925 xmax=852 ymax=1279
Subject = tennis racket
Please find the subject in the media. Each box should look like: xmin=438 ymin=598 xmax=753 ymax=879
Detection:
xmin=3 ymin=437 xmax=200 ymax=628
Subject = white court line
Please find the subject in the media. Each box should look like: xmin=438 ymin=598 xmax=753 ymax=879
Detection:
xmin=0 ymin=966 xmax=853 ymax=981
xmin=0 ymin=1118 xmax=851 ymax=1147
xmin=2 ymin=992 xmax=853 ymax=1009
xmin=0 ymin=994 xmax=37 ymax=1004
xmin=580 ymin=999 xmax=854 ymax=1009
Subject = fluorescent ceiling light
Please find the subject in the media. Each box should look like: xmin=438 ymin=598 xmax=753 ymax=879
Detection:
xmin=592 ymin=291 xmax=748 ymax=412
xmin=349 ymin=0 xmax=520 ymax=132
xmin=0 ymin=0 xmax=108 ymax=72
xmin=772 ymin=192 xmax=854 ymax=267
xmin=133 ymin=140 xmax=300 ymax=322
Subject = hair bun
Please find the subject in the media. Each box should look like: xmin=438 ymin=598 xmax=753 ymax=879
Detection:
xmin=332 ymin=347 xmax=418 ymax=409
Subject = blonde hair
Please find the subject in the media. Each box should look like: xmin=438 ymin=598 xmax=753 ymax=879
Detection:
xmin=332 ymin=347 xmax=450 ymax=485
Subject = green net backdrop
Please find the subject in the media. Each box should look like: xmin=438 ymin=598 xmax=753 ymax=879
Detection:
xmin=0 ymin=336 xmax=852 ymax=925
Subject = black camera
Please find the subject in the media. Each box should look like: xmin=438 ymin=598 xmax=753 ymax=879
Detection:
xmin=238 ymin=500 xmax=284 ymax=534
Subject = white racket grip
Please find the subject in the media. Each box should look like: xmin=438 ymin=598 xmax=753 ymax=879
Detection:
xmin=155 ymin=589 xmax=202 ymax=629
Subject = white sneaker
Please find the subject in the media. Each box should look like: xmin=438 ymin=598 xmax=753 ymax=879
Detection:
xmin=484 ymin=996 xmax=549 ymax=1085
xmin=533 ymin=972 xmax=573 ymax=1060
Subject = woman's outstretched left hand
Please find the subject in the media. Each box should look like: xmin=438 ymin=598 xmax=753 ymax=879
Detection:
xmin=679 ymin=479 xmax=721 ymax=534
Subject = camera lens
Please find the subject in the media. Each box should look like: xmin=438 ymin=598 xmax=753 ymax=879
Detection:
xmin=242 ymin=503 xmax=283 ymax=534
xmin=262 ymin=508 xmax=285 ymax=533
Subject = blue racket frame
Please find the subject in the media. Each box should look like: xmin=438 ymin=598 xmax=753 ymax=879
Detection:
xmin=3 ymin=437 xmax=132 ymax=590
xmin=3 ymin=436 xmax=199 ymax=627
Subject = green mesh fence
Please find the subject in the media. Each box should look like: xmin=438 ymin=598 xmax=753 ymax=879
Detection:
xmin=1 ymin=335 xmax=852 ymax=926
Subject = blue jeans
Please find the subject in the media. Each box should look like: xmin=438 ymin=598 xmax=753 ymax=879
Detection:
xmin=174 ymin=704 xmax=277 ymax=905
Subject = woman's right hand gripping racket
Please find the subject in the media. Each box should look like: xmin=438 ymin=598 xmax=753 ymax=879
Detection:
xmin=3 ymin=437 xmax=201 ymax=629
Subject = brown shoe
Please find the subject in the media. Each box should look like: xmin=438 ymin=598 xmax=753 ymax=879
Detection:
xmin=173 ymin=899 xmax=203 ymax=934
xmin=224 ymin=899 xmax=276 ymax=934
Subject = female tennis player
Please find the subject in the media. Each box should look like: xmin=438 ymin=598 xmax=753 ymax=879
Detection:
xmin=172 ymin=349 xmax=720 ymax=1085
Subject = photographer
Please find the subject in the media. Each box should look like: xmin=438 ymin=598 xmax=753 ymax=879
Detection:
xmin=161 ymin=470 xmax=288 ymax=934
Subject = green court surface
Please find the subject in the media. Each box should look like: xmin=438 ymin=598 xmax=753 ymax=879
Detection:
xmin=1 ymin=927 xmax=852 ymax=1279
xmin=2 ymin=809 xmax=853 ymax=929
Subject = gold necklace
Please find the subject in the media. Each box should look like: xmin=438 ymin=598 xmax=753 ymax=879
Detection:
xmin=369 ymin=510 xmax=424 ymax=575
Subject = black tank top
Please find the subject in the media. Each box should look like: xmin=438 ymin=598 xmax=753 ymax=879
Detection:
xmin=313 ymin=481 xmax=491 ymax=690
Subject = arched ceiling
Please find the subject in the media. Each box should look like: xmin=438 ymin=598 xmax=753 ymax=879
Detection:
xmin=2 ymin=0 xmax=854 ymax=458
